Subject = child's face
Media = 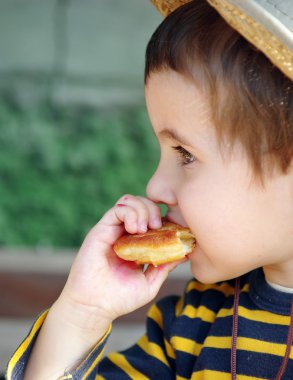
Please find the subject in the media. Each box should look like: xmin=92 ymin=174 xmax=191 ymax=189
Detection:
xmin=145 ymin=70 xmax=293 ymax=285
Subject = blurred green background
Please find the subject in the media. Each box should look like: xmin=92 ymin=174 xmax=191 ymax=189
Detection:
xmin=0 ymin=0 xmax=162 ymax=249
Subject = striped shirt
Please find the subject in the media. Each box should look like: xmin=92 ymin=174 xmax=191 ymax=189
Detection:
xmin=7 ymin=268 xmax=293 ymax=379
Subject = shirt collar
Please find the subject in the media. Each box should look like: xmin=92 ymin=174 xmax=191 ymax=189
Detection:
xmin=249 ymin=268 xmax=293 ymax=315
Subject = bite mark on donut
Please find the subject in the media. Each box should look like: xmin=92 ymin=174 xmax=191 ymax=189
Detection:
xmin=113 ymin=221 xmax=195 ymax=266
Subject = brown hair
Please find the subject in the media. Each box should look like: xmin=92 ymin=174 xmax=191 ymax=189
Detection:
xmin=145 ymin=0 xmax=292 ymax=177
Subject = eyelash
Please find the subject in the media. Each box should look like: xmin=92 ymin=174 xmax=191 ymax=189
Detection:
xmin=172 ymin=145 xmax=196 ymax=165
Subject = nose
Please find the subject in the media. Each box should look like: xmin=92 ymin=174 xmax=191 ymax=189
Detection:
xmin=146 ymin=161 xmax=177 ymax=206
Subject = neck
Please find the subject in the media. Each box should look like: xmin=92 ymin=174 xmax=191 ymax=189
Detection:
xmin=263 ymin=261 xmax=293 ymax=288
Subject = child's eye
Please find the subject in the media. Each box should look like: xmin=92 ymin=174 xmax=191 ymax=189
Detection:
xmin=172 ymin=146 xmax=196 ymax=165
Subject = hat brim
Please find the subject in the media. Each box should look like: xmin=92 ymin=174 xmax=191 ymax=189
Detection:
xmin=150 ymin=0 xmax=293 ymax=80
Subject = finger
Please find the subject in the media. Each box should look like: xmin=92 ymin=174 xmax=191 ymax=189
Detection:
xmin=116 ymin=195 xmax=150 ymax=233
xmin=144 ymin=258 xmax=187 ymax=299
xmin=98 ymin=203 xmax=138 ymax=233
xmin=99 ymin=195 xmax=142 ymax=229
xmin=97 ymin=195 xmax=150 ymax=238
xmin=113 ymin=204 xmax=139 ymax=234
xmin=136 ymin=196 xmax=162 ymax=229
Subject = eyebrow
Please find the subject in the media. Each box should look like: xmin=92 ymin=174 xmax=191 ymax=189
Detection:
xmin=158 ymin=128 xmax=190 ymax=146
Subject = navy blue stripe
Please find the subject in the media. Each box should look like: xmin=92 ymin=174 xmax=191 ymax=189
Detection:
xmin=174 ymin=350 xmax=198 ymax=378
xmin=120 ymin=343 xmax=174 ymax=377
xmin=145 ymin=318 xmax=176 ymax=365
xmin=156 ymin=295 xmax=180 ymax=324
xmin=173 ymin=315 xmax=212 ymax=344
xmin=209 ymin=315 xmax=291 ymax=344
xmin=98 ymin=357 xmax=133 ymax=380
xmin=147 ymin=317 xmax=166 ymax=344
xmin=249 ymin=269 xmax=293 ymax=315
xmin=236 ymin=291 xmax=268 ymax=311
xmin=193 ymin=347 xmax=293 ymax=378
xmin=184 ymin=287 xmax=234 ymax=312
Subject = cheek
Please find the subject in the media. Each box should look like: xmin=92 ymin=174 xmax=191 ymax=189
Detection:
xmin=178 ymin=183 xmax=232 ymax=239
xmin=177 ymin=179 xmax=252 ymax=256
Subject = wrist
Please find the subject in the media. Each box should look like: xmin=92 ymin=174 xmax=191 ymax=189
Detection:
xmin=51 ymin=293 xmax=113 ymax=343
xmin=22 ymin=297 xmax=112 ymax=380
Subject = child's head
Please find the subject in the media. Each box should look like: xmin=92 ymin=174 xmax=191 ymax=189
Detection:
xmin=145 ymin=0 xmax=292 ymax=180
xmin=144 ymin=0 xmax=293 ymax=284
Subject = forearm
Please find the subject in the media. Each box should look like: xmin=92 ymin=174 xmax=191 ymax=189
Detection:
xmin=19 ymin=196 xmax=175 ymax=379
xmin=23 ymin=297 xmax=111 ymax=380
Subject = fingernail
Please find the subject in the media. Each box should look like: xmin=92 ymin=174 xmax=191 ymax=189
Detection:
xmin=117 ymin=203 xmax=126 ymax=207
xmin=139 ymin=222 xmax=147 ymax=233
xmin=152 ymin=218 xmax=162 ymax=228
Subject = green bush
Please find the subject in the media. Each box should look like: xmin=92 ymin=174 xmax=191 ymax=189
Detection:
xmin=0 ymin=99 xmax=159 ymax=248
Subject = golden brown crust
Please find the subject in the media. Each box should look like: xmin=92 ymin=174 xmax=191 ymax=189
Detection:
xmin=113 ymin=221 xmax=195 ymax=265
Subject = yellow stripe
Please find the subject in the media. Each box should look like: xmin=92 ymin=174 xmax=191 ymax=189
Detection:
xmin=137 ymin=335 xmax=170 ymax=367
xmin=186 ymin=281 xmax=236 ymax=298
xmin=242 ymin=283 xmax=249 ymax=293
xmin=217 ymin=306 xmax=291 ymax=325
xmin=80 ymin=324 xmax=112 ymax=380
xmin=204 ymin=336 xmax=293 ymax=359
xmin=148 ymin=304 xmax=163 ymax=328
xmin=181 ymin=301 xmax=290 ymax=326
xmin=6 ymin=309 xmax=49 ymax=379
xmin=182 ymin=305 xmax=216 ymax=323
xmin=164 ymin=338 xmax=176 ymax=359
xmin=108 ymin=352 xmax=149 ymax=380
xmin=175 ymin=297 xmax=184 ymax=317
xmin=171 ymin=336 xmax=202 ymax=356
xmin=94 ymin=376 xmax=105 ymax=380
xmin=191 ymin=369 xmax=266 ymax=380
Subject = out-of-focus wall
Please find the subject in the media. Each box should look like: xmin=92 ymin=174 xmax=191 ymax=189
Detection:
xmin=0 ymin=0 xmax=161 ymax=107
xmin=0 ymin=2 xmax=164 ymax=373
xmin=0 ymin=1 xmax=163 ymax=249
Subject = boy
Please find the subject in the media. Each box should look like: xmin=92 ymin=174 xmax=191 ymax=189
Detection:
xmin=7 ymin=0 xmax=293 ymax=379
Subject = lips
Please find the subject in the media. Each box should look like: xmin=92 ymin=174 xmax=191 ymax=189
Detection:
xmin=164 ymin=214 xmax=176 ymax=224
xmin=164 ymin=213 xmax=189 ymax=228
xmin=165 ymin=214 xmax=197 ymax=257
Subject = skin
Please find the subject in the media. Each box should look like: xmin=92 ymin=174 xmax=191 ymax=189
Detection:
xmin=23 ymin=69 xmax=293 ymax=379
xmin=145 ymin=70 xmax=293 ymax=286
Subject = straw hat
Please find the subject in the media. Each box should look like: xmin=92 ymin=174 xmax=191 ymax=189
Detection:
xmin=150 ymin=0 xmax=293 ymax=80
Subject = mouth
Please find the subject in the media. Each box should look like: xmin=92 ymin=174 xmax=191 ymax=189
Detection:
xmin=164 ymin=214 xmax=196 ymax=255
xmin=164 ymin=213 xmax=189 ymax=229
xmin=164 ymin=214 xmax=176 ymax=224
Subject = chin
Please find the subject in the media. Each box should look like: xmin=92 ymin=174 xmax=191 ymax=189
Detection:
xmin=189 ymin=260 xmax=231 ymax=285
xmin=190 ymin=260 xmax=247 ymax=285
xmin=192 ymin=272 xmax=219 ymax=284
xmin=189 ymin=262 xmax=213 ymax=284
xmin=188 ymin=245 xmax=237 ymax=284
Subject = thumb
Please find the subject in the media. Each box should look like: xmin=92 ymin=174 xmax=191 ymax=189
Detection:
xmin=144 ymin=258 xmax=187 ymax=299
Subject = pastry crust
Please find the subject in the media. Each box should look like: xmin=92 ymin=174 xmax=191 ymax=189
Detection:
xmin=113 ymin=221 xmax=195 ymax=265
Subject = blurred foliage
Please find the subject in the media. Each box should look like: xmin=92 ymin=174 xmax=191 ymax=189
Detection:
xmin=0 ymin=98 xmax=159 ymax=248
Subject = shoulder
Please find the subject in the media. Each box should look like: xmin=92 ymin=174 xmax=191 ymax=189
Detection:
xmin=178 ymin=273 xmax=251 ymax=315
xmin=146 ymin=273 xmax=252 ymax=329
xmin=183 ymin=277 xmax=235 ymax=304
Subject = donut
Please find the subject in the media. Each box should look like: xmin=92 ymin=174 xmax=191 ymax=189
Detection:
xmin=113 ymin=221 xmax=195 ymax=266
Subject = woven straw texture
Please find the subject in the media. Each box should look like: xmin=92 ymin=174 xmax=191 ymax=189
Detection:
xmin=150 ymin=0 xmax=293 ymax=80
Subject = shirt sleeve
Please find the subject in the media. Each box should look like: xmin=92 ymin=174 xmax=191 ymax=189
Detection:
xmin=6 ymin=295 xmax=180 ymax=380
xmin=6 ymin=310 xmax=49 ymax=380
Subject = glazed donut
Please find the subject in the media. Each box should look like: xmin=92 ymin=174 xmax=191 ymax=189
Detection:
xmin=113 ymin=221 xmax=195 ymax=266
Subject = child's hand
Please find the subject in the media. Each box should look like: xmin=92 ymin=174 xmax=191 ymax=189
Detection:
xmin=23 ymin=195 xmax=185 ymax=379
xmin=57 ymin=195 xmax=183 ymax=332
